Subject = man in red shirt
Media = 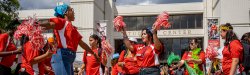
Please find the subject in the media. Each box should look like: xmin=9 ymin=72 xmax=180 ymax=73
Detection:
xmin=40 ymin=3 xmax=98 ymax=75
xmin=0 ymin=31 xmax=22 ymax=75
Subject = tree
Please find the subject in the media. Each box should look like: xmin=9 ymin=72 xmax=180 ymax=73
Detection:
xmin=0 ymin=0 xmax=20 ymax=31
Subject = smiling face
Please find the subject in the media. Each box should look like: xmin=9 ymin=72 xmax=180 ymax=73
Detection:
xmin=141 ymin=30 xmax=152 ymax=43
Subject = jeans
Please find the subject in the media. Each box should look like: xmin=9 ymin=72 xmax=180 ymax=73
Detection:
xmin=51 ymin=48 xmax=76 ymax=75
xmin=139 ymin=66 xmax=160 ymax=75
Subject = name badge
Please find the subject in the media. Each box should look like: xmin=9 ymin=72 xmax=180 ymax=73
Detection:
xmin=87 ymin=54 xmax=92 ymax=56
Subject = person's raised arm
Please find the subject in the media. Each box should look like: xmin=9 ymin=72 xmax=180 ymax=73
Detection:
xmin=39 ymin=20 xmax=56 ymax=30
xmin=152 ymin=27 xmax=162 ymax=51
xmin=121 ymin=28 xmax=134 ymax=52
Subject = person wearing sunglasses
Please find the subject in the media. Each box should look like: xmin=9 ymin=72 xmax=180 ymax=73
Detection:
xmin=174 ymin=38 xmax=205 ymax=75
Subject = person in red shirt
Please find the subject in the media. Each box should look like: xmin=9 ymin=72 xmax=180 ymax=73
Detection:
xmin=40 ymin=3 xmax=97 ymax=75
xmin=120 ymin=27 xmax=163 ymax=75
xmin=111 ymin=53 xmax=120 ymax=75
xmin=19 ymin=35 xmax=54 ymax=75
xmin=0 ymin=31 xmax=22 ymax=75
xmin=220 ymin=23 xmax=244 ymax=75
xmin=117 ymin=38 xmax=139 ymax=75
xmin=78 ymin=34 xmax=107 ymax=75
xmin=175 ymin=38 xmax=205 ymax=75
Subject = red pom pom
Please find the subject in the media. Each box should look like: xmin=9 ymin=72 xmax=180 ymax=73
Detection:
xmin=113 ymin=16 xmax=126 ymax=32
xmin=153 ymin=11 xmax=171 ymax=30
xmin=14 ymin=17 xmax=45 ymax=51
xmin=205 ymin=45 xmax=218 ymax=60
xmin=101 ymin=39 xmax=113 ymax=56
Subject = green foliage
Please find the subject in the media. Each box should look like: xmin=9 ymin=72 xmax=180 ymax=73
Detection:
xmin=0 ymin=0 xmax=20 ymax=31
xmin=167 ymin=52 xmax=180 ymax=66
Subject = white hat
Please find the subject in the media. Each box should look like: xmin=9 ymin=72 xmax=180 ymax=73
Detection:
xmin=129 ymin=38 xmax=137 ymax=43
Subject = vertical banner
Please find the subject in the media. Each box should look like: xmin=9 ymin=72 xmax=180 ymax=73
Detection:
xmin=205 ymin=18 xmax=220 ymax=74
xmin=207 ymin=19 xmax=220 ymax=48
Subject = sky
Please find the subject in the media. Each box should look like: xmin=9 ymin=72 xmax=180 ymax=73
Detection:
xmin=18 ymin=0 xmax=202 ymax=10
xmin=19 ymin=0 xmax=70 ymax=10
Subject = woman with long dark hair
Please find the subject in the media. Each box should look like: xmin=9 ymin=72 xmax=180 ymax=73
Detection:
xmin=78 ymin=34 xmax=107 ymax=75
xmin=220 ymin=23 xmax=244 ymax=75
xmin=120 ymin=27 xmax=163 ymax=75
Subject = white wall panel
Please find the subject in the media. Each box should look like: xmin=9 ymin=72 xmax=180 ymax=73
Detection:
xmin=71 ymin=2 xmax=94 ymax=29
xmin=116 ymin=2 xmax=204 ymax=16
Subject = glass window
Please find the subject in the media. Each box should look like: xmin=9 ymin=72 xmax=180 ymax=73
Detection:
xmin=136 ymin=17 xmax=145 ymax=30
xmin=196 ymin=14 xmax=203 ymax=28
xmin=168 ymin=16 xmax=174 ymax=29
xmin=143 ymin=16 xmax=156 ymax=29
xmin=187 ymin=15 xmax=195 ymax=29
xmin=180 ymin=15 xmax=188 ymax=29
xmin=124 ymin=17 xmax=137 ymax=30
xmin=172 ymin=15 xmax=181 ymax=29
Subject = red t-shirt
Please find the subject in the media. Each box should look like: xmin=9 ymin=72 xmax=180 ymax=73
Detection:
xmin=112 ymin=64 xmax=119 ymax=75
xmin=181 ymin=51 xmax=205 ymax=75
xmin=118 ymin=50 xmax=139 ymax=74
xmin=222 ymin=40 xmax=244 ymax=75
xmin=50 ymin=18 xmax=82 ymax=52
xmin=134 ymin=44 xmax=162 ymax=67
xmin=21 ymin=41 xmax=45 ymax=75
xmin=0 ymin=33 xmax=17 ymax=67
xmin=83 ymin=48 xmax=106 ymax=75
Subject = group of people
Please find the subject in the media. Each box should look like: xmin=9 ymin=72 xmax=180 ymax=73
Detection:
xmin=1 ymin=3 xmax=250 ymax=75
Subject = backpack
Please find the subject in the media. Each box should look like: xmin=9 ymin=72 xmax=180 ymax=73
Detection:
xmin=241 ymin=42 xmax=250 ymax=68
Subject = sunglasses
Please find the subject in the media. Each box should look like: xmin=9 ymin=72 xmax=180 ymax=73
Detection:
xmin=189 ymin=42 xmax=195 ymax=45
